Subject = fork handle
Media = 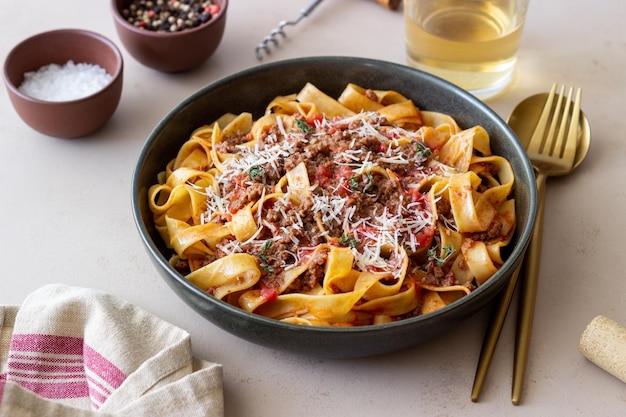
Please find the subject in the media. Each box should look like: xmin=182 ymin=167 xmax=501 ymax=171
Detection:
xmin=471 ymin=258 xmax=523 ymax=402
xmin=512 ymin=171 xmax=547 ymax=405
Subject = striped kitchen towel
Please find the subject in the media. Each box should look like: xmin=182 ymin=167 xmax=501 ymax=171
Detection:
xmin=0 ymin=284 xmax=223 ymax=416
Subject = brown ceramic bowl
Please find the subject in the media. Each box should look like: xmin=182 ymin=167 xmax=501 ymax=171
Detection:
xmin=111 ymin=0 xmax=228 ymax=73
xmin=3 ymin=29 xmax=124 ymax=139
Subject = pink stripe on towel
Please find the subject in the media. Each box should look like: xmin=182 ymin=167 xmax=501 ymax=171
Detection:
xmin=2 ymin=334 xmax=126 ymax=408
xmin=83 ymin=344 xmax=126 ymax=390
xmin=10 ymin=334 xmax=83 ymax=355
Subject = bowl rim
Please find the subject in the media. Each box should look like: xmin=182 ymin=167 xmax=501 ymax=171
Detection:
xmin=3 ymin=28 xmax=124 ymax=105
xmin=110 ymin=0 xmax=228 ymax=38
xmin=132 ymin=56 xmax=538 ymax=336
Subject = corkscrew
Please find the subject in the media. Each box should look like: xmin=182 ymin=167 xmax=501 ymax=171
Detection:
xmin=255 ymin=0 xmax=325 ymax=61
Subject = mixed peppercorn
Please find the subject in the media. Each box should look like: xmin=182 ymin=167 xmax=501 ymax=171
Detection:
xmin=121 ymin=0 xmax=221 ymax=33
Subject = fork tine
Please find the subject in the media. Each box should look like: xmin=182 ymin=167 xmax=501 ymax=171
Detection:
xmin=550 ymin=86 xmax=571 ymax=157
xmin=562 ymin=88 xmax=583 ymax=163
xmin=512 ymin=84 xmax=583 ymax=404
xmin=527 ymin=84 xmax=557 ymax=155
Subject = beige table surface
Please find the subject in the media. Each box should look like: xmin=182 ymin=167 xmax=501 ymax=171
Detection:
xmin=1 ymin=0 xmax=624 ymax=415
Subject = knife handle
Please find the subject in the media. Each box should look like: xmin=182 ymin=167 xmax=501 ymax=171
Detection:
xmin=512 ymin=172 xmax=547 ymax=405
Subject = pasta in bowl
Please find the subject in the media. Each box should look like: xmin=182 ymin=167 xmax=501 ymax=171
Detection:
xmin=133 ymin=57 xmax=536 ymax=357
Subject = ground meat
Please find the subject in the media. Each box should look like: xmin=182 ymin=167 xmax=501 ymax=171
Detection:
xmin=421 ymin=260 xmax=456 ymax=287
xmin=365 ymin=89 xmax=379 ymax=102
xmin=286 ymin=247 xmax=329 ymax=293
xmin=372 ymin=173 xmax=401 ymax=206
xmin=208 ymin=112 xmax=440 ymax=288
xmin=436 ymin=197 xmax=451 ymax=217
xmin=284 ymin=130 xmax=346 ymax=174
xmin=155 ymin=87 xmax=518 ymax=327
xmin=469 ymin=217 xmax=504 ymax=242
xmin=213 ymin=131 xmax=253 ymax=153
xmin=227 ymin=182 xmax=267 ymax=212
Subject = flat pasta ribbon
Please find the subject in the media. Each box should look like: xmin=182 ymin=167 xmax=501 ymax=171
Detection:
xmin=147 ymin=82 xmax=517 ymax=326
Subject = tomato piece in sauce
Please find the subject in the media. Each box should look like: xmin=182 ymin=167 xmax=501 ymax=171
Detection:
xmin=333 ymin=165 xmax=355 ymax=196
xmin=306 ymin=113 xmax=324 ymax=127
xmin=314 ymin=162 xmax=333 ymax=187
xmin=259 ymin=280 xmax=279 ymax=301
xmin=414 ymin=226 xmax=435 ymax=248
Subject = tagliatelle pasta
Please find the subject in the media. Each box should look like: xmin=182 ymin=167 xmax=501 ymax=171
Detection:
xmin=148 ymin=82 xmax=516 ymax=326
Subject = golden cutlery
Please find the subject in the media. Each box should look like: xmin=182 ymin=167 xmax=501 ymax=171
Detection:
xmin=471 ymin=84 xmax=589 ymax=403
xmin=512 ymin=84 xmax=582 ymax=404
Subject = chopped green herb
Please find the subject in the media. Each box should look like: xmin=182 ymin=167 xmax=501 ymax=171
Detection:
xmin=258 ymin=240 xmax=273 ymax=260
xmin=428 ymin=244 xmax=455 ymax=266
xmin=415 ymin=141 xmax=432 ymax=158
xmin=348 ymin=172 xmax=374 ymax=193
xmin=248 ymin=165 xmax=265 ymax=181
xmin=349 ymin=176 xmax=360 ymax=190
xmin=258 ymin=240 xmax=274 ymax=271
xmin=363 ymin=172 xmax=374 ymax=192
xmin=295 ymin=119 xmax=313 ymax=134
xmin=340 ymin=233 xmax=360 ymax=249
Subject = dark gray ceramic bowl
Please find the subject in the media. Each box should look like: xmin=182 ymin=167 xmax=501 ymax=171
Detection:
xmin=132 ymin=57 xmax=537 ymax=358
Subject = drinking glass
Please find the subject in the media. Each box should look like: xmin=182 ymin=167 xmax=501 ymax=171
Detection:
xmin=404 ymin=0 xmax=529 ymax=100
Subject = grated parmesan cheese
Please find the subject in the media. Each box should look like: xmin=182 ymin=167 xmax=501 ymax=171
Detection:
xmin=204 ymin=111 xmax=437 ymax=276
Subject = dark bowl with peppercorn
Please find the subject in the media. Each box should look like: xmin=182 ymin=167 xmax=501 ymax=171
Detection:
xmin=111 ymin=0 xmax=227 ymax=73
xmin=132 ymin=56 xmax=537 ymax=358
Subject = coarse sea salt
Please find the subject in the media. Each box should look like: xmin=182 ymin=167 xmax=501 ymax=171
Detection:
xmin=18 ymin=60 xmax=113 ymax=102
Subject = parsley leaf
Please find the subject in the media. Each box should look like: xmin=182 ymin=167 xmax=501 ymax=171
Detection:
xmin=428 ymin=244 xmax=455 ymax=266
xmin=248 ymin=165 xmax=265 ymax=181
xmin=340 ymin=233 xmax=360 ymax=249
xmin=363 ymin=172 xmax=374 ymax=192
xmin=415 ymin=141 xmax=432 ymax=158
xmin=295 ymin=119 xmax=313 ymax=134
xmin=348 ymin=172 xmax=374 ymax=193
xmin=257 ymin=239 xmax=274 ymax=273
xmin=349 ymin=176 xmax=360 ymax=190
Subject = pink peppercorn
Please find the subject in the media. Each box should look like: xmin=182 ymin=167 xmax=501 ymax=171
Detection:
xmin=206 ymin=4 xmax=220 ymax=14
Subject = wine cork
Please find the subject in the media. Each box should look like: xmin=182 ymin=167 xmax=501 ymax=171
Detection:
xmin=579 ymin=315 xmax=626 ymax=383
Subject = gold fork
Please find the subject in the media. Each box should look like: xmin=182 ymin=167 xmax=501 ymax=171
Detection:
xmin=513 ymin=84 xmax=582 ymax=404
xmin=471 ymin=84 xmax=582 ymax=404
